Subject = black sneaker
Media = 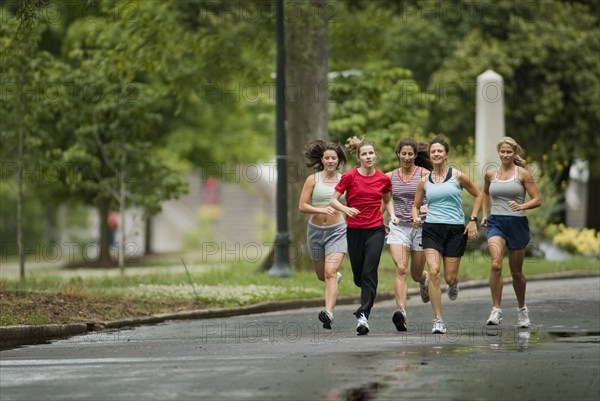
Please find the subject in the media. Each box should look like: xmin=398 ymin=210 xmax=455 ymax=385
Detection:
xmin=392 ymin=310 xmax=407 ymax=332
xmin=318 ymin=310 xmax=333 ymax=329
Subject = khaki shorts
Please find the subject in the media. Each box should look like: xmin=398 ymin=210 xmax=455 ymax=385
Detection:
xmin=386 ymin=223 xmax=423 ymax=251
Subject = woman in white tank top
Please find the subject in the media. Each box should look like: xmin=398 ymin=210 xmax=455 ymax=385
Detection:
xmin=481 ymin=137 xmax=542 ymax=328
xmin=299 ymin=140 xmax=347 ymax=330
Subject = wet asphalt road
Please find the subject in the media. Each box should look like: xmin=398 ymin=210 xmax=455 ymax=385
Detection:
xmin=1 ymin=277 xmax=599 ymax=401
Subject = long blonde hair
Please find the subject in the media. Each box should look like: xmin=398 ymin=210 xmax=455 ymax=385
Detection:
xmin=497 ymin=136 xmax=526 ymax=167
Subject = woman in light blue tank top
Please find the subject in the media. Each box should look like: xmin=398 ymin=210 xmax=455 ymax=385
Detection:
xmin=412 ymin=137 xmax=482 ymax=334
xmin=481 ymin=137 xmax=542 ymax=329
xmin=298 ymin=140 xmax=347 ymax=330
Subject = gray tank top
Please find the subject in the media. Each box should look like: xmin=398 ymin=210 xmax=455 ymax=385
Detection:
xmin=489 ymin=167 xmax=526 ymax=216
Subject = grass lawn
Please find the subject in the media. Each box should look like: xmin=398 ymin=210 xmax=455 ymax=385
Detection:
xmin=1 ymin=249 xmax=598 ymax=326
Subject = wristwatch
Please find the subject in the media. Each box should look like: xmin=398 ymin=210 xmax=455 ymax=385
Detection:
xmin=469 ymin=216 xmax=478 ymax=222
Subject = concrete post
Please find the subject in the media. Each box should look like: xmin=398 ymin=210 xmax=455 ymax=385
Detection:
xmin=475 ymin=70 xmax=505 ymax=181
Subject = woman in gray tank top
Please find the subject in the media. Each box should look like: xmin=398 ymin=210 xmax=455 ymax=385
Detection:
xmin=481 ymin=137 xmax=542 ymax=329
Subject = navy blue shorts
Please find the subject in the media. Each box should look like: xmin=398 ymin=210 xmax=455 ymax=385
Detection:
xmin=486 ymin=215 xmax=530 ymax=250
xmin=422 ymin=223 xmax=467 ymax=257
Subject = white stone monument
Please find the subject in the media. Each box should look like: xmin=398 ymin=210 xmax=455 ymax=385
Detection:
xmin=475 ymin=70 xmax=505 ymax=182
xmin=566 ymin=159 xmax=590 ymax=229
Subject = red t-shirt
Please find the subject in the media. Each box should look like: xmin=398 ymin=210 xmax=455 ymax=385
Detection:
xmin=335 ymin=167 xmax=392 ymax=229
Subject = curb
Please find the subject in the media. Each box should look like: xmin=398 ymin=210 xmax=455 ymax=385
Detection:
xmin=1 ymin=271 xmax=597 ymax=350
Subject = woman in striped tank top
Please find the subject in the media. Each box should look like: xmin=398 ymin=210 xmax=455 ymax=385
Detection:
xmin=384 ymin=138 xmax=432 ymax=332
xmin=482 ymin=137 xmax=541 ymax=329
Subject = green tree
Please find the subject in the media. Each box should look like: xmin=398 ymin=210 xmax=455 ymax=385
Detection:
xmin=0 ymin=5 xmax=69 ymax=280
xmin=55 ymin=11 xmax=187 ymax=267
xmin=329 ymin=67 xmax=433 ymax=171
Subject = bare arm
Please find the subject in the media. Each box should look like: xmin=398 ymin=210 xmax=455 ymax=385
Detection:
xmin=412 ymin=179 xmax=426 ymax=227
xmin=481 ymin=169 xmax=493 ymax=227
xmin=457 ymin=171 xmax=482 ymax=240
xmin=513 ymin=167 xmax=542 ymax=211
xmin=383 ymin=191 xmax=399 ymax=224
xmin=330 ymin=191 xmax=360 ymax=217
xmin=381 ymin=171 xmax=393 ymax=214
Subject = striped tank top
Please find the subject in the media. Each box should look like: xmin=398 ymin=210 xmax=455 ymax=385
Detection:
xmin=392 ymin=166 xmax=426 ymax=225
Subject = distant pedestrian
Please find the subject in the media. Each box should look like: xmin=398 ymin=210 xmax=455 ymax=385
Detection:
xmin=330 ymin=136 xmax=396 ymax=335
xmin=108 ymin=210 xmax=119 ymax=248
xmin=384 ymin=138 xmax=432 ymax=332
xmin=482 ymin=137 xmax=542 ymax=328
xmin=298 ymin=140 xmax=347 ymax=330
xmin=412 ymin=136 xmax=482 ymax=334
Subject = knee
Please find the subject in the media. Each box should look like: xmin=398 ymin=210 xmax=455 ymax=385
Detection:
xmin=395 ymin=265 xmax=408 ymax=278
xmin=490 ymin=261 xmax=503 ymax=274
xmin=511 ymin=271 xmax=526 ymax=281
xmin=314 ymin=271 xmax=325 ymax=282
xmin=324 ymin=269 xmax=338 ymax=281
xmin=429 ymin=269 xmax=441 ymax=282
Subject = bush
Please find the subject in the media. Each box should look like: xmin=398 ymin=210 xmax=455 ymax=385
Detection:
xmin=544 ymin=224 xmax=600 ymax=258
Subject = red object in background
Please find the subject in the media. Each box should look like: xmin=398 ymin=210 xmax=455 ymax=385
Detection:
xmin=203 ymin=177 xmax=219 ymax=204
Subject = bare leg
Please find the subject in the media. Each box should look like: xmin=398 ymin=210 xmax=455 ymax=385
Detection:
xmin=390 ymin=244 xmax=409 ymax=312
xmin=324 ymin=252 xmax=344 ymax=312
xmin=442 ymin=256 xmax=461 ymax=287
xmin=508 ymin=248 xmax=527 ymax=308
xmin=488 ymin=237 xmax=506 ymax=308
xmin=313 ymin=260 xmax=325 ymax=282
xmin=425 ymin=249 xmax=442 ymax=320
xmin=410 ymin=250 xmax=427 ymax=284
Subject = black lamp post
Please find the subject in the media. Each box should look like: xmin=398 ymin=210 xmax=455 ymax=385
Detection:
xmin=269 ymin=0 xmax=291 ymax=277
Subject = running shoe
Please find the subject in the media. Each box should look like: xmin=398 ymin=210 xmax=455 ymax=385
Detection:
xmin=432 ymin=319 xmax=446 ymax=334
xmin=392 ymin=310 xmax=407 ymax=332
xmin=356 ymin=313 xmax=369 ymax=336
xmin=486 ymin=307 xmax=503 ymax=325
xmin=447 ymin=283 xmax=459 ymax=301
xmin=518 ymin=306 xmax=530 ymax=328
xmin=318 ymin=310 xmax=334 ymax=330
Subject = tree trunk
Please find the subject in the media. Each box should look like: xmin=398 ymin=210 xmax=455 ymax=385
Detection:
xmin=17 ymin=125 xmax=25 ymax=283
xmin=285 ymin=0 xmax=329 ymax=271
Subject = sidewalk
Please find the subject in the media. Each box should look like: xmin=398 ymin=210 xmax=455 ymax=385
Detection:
xmin=1 ymin=271 xmax=597 ymax=350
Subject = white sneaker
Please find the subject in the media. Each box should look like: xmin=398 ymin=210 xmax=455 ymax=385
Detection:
xmin=447 ymin=283 xmax=459 ymax=301
xmin=419 ymin=271 xmax=430 ymax=303
xmin=318 ymin=310 xmax=334 ymax=330
xmin=486 ymin=307 xmax=503 ymax=325
xmin=336 ymin=272 xmax=342 ymax=284
xmin=356 ymin=313 xmax=369 ymax=335
xmin=432 ymin=319 xmax=446 ymax=334
xmin=518 ymin=306 xmax=530 ymax=328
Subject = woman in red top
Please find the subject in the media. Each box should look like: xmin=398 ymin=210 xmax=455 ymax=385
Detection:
xmin=330 ymin=137 xmax=397 ymax=335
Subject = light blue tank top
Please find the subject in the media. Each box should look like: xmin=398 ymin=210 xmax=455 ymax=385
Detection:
xmin=424 ymin=168 xmax=465 ymax=225
xmin=311 ymin=172 xmax=344 ymax=206
xmin=489 ymin=167 xmax=526 ymax=216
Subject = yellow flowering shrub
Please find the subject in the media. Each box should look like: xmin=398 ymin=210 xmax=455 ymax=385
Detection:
xmin=544 ymin=224 xmax=600 ymax=258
